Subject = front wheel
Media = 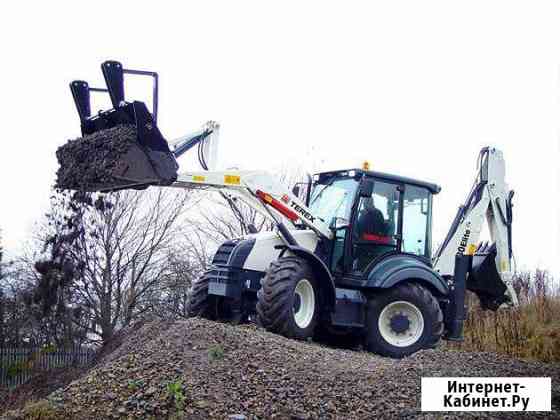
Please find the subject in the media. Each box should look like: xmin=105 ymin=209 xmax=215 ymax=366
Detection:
xmin=256 ymin=256 xmax=319 ymax=340
xmin=366 ymin=283 xmax=443 ymax=358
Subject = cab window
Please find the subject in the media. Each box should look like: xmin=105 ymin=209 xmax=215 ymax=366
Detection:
xmin=402 ymin=185 xmax=432 ymax=258
xmin=308 ymin=177 xmax=358 ymax=226
xmin=309 ymin=177 xmax=359 ymax=272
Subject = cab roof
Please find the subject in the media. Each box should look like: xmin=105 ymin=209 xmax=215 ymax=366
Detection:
xmin=315 ymin=169 xmax=442 ymax=194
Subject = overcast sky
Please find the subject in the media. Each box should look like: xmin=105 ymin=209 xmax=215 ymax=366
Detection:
xmin=1 ymin=1 xmax=559 ymax=275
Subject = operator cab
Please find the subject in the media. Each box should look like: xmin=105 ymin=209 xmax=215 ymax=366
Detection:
xmin=308 ymin=169 xmax=441 ymax=278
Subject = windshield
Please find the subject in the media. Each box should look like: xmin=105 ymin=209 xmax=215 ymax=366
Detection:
xmin=309 ymin=177 xmax=358 ymax=225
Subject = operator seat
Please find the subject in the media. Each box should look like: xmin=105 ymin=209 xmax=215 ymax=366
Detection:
xmin=356 ymin=198 xmax=389 ymax=241
xmin=353 ymin=198 xmax=393 ymax=272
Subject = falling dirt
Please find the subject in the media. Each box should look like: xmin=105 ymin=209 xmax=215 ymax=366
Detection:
xmin=55 ymin=125 xmax=137 ymax=191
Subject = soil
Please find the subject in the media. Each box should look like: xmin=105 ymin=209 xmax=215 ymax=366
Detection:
xmin=3 ymin=318 xmax=558 ymax=419
xmin=55 ymin=125 xmax=137 ymax=190
xmin=0 ymin=367 xmax=86 ymax=414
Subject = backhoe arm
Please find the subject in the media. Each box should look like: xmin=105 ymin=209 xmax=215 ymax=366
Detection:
xmin=433 ymin=148 xmax=518 ymax=309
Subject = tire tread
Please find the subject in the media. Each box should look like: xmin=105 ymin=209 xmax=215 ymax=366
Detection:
xmin=256 ymin=256 xmax=317 ymax=339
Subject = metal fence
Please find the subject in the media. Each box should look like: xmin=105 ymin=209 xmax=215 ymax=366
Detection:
xmin=0 ymin=347 xmax=95 ymax=388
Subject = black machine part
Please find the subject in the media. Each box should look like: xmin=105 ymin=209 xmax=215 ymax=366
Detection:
xmin=444 ymin=246 xmax=510 ymax=343
xmin=468 ymin=242 xmax=509 ymax=310
xmin=67 ymin=61 xmax=178 ymax=192
xmin=70 ymin=61 xmax=159 ymax=124
xmin=445 ymin=254 xmax=469 ymax=341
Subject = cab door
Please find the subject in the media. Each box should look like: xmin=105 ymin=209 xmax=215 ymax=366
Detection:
xmin=348 ymin=179 xmax=402 ymax=274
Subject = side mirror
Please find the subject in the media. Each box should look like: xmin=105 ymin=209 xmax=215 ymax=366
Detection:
xmin=329 ymin=217 xmax=350 ymax=231
xmin=420 ymin=198 xmax=428 ymax=215
xmin=360 ymin=179 xmax=374 ymax=197
xmin=292 ymin=185 xmax=301 ymax=198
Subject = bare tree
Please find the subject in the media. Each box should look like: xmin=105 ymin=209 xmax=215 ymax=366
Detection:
xmin=0 ymin=228 xmax=4 ymax=347
xmin=188 ymin=165 xmax=309 ymax=250
xmin=151 ymin=248 xmax=203 ymax=319
xmin=191 ymin=194 xmax=272 ymax=246
xmin=24 ymin=188 xmax=191 ymax=345
xmin=77 ymin=189 xmax=190 ymax=343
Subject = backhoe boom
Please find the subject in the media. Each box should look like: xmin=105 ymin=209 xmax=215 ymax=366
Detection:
xmin=433 ymin=148 xmax=518 ymax=309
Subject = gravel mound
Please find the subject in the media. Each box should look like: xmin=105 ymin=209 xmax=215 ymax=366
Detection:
xmin=4 ymin=318 xmax=559 ymax=419
xmin=55 ymin=125 xmax=137 ymax=190
xmin=0 ymin=367 xmax=86 ymax=414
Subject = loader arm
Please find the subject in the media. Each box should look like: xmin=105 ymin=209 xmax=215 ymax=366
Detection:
xmin=433 ymin=148 xmax=518 ymax=308
xmin=174 ymin=170 xmax=333 ymax=242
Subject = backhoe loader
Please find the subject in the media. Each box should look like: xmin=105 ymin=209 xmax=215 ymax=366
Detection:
xmin=57 ymin=61 xmax=518 ymax=358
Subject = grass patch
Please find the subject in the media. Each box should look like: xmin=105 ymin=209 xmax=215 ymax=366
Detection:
xmin=127 ymin=378 xmax=144 ymax=390
xmin=21 ymin=400 xmax=63 ymax=420
xmin=208 ymin=345 xmax=225 ymax=361
xmin=166 ymin=380 xmax=186 ymax=412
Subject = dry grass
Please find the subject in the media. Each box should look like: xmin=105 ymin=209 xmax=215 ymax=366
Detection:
xmin=448 ymin=270 xmax=560 ymax=362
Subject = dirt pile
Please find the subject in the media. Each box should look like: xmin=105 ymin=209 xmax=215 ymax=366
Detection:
xmin=0 ymin=319 xmax=154 ymax=416
xmin=0 ymin=367 xmax=85 ymax=414
xmin=4 ymin=318 xmax=559 ymax=419
xmin=55 ymin=125 xmax=137 ymax=190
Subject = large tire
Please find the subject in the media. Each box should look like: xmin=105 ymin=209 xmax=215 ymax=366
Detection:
xmin=185 ymin=272 xmax=216 ymax=319
xmin=256 ymin=256 xmax=319 ymax=340
xmin=185 ymin=272 xmax=246 ymax=323
xmin=366 ymin=283 xmax=443 ymax=358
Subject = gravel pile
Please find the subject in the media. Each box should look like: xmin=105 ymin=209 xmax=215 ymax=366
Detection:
xmin=4 ymin=318 xmax=559 ymax=419
xmin=0 ymin=367 xmax=86 ymax=414
xmin=55 ymin=125 xmax=138 ymax=190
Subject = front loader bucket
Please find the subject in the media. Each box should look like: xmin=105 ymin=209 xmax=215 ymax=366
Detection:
xmin=57 ymin=61 xmax=178 ymax=192
xmin=467 ymin=243 xmax=509 ymax=310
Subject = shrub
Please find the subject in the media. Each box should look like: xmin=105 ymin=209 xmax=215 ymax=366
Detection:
xmin=208 ymin=345 xmax=225 ymax=361
xmin=166 ymin=380 xmax=185 ymax=412
xmin=448 ymin=270 xmax=560 ymax=362
xmin=6 ymin=360 xmax=30 ymax=379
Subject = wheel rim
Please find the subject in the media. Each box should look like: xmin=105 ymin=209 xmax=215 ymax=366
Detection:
xmin=378 ymin=301 xmax=424 ymax=347
xmin=293 ymin=279 xmax=315 ymax=329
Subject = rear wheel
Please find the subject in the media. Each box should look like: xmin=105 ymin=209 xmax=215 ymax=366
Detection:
xmin=256 ymin=257 xmax=319 ymax=340
xmin=186 ymin=272 xmax=245 ymax=323
xmin=366 ymin=283 xmax=443 ymax=358
xmin=186 ymin=272 xmax=216 ymax=319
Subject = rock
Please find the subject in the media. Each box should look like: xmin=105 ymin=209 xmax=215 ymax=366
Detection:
xmin=194 ymin=400 xmax=209 ymax=408
xmin=104 ymin=392 xmax=118 ymax=400
xmin=145 ymin=386 xmax=157 ymax=396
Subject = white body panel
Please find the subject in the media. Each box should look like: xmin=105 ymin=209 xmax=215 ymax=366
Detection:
xmin=243 ymin=230 xmax=319 ymax=272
